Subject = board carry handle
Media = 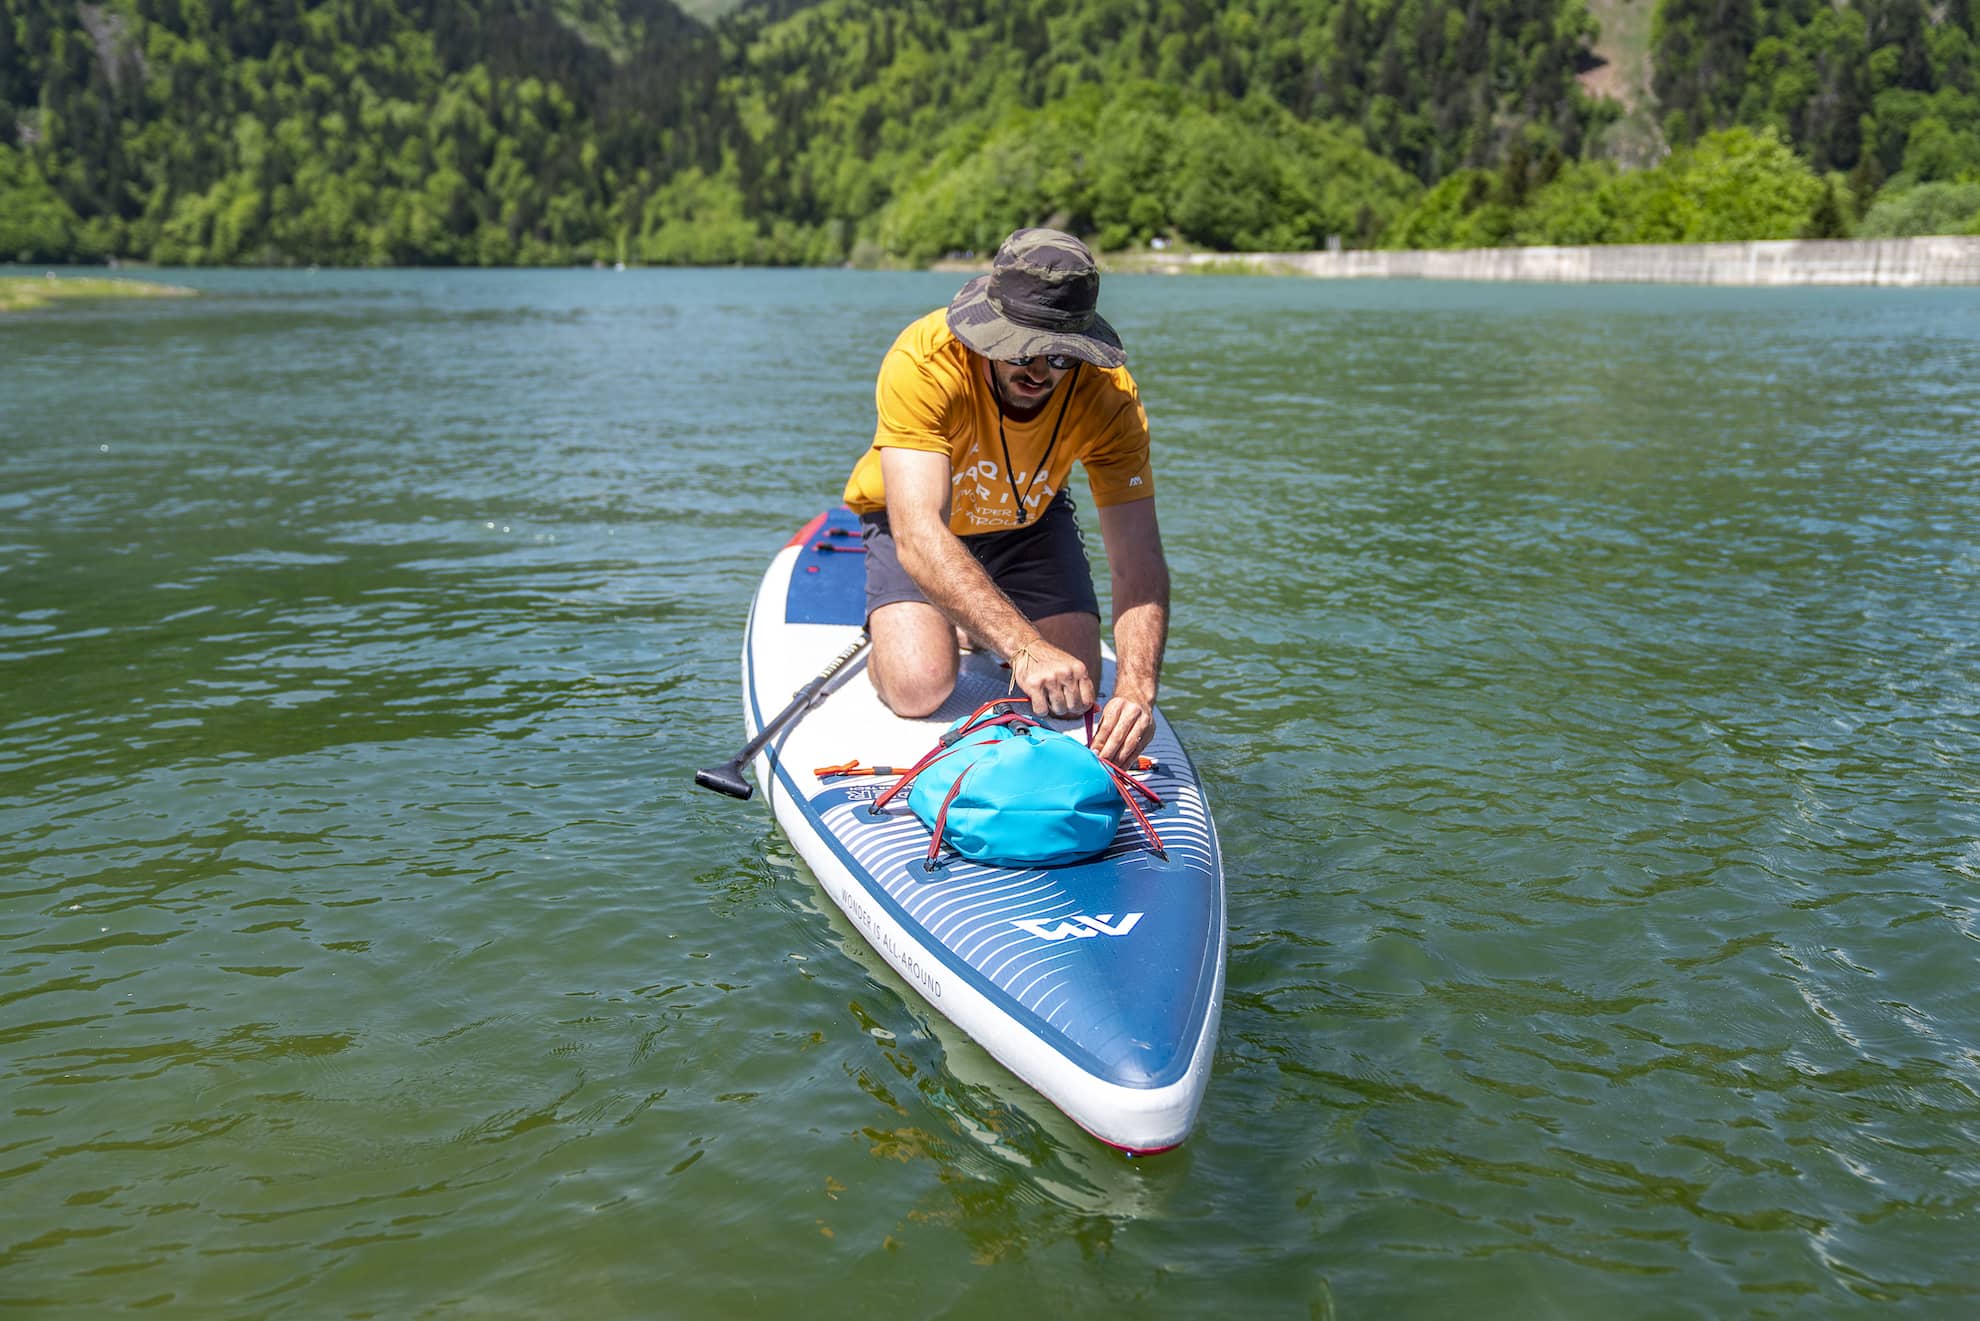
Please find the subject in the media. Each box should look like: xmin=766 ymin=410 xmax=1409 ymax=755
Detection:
xmin=695 ymin=632 xmax=870 ymax=800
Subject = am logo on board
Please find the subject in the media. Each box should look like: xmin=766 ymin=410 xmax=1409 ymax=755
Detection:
xmin=1012 ymin=913 xmax=1144 ymax=941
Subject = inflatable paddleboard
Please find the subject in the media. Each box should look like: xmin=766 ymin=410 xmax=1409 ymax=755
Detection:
xmin=734 ymin=508 xmax=1225 ymax=1153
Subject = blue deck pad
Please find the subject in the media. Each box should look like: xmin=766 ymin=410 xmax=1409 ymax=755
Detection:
xmin=784 ymin=507 xmax=867 ymax=626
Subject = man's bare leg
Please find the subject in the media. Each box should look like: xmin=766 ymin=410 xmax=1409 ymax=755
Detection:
xmin=868 ymin=600 xmax=959 ymax=718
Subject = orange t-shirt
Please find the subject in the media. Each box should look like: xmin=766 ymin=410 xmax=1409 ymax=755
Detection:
xmin=842 ymin=309 xmax=1154 ymax=535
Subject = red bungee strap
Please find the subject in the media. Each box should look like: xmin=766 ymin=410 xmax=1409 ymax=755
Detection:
xmin=1110 ymin=762 xmax=1162 ymax=807
xmin=952 ymin=695 xmax=1036 ymax=729
xmin=926 ymin=763 xmax=978 ymax=863
xmin=1106 ymin=763 xmax=1167 ymax=858
xmin=858 ymin=694 xmax=1167 ymax=861
xmin=868 ymin=699 xmax=1041 ymax=813
xmin=867 ymin=740 xmax=966 ymax=812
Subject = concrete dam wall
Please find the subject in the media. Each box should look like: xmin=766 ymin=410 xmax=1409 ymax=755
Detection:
xmin=1151 ymin=236 xmax=1980 ymax=285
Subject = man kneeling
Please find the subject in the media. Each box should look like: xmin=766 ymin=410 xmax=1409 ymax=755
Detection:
xmin=841 ymin=228 xmax=1170 ymax=768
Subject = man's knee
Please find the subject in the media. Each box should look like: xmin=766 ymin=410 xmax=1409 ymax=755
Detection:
xmin=873 ymin=664 xmax=955 ymax=719
xmin=868 ymin=601 xmax=957 ymax=718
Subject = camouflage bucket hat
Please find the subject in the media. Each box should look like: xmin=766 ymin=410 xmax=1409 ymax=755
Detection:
xmin=946 ymin=228 xmax=1126 ymax=369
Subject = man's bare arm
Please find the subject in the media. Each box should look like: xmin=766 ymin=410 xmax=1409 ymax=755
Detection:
xmin=880 ymin=448 xmax=1096 ymax=716
xmin=1090 ymin=497 xmax=1170 ymax=765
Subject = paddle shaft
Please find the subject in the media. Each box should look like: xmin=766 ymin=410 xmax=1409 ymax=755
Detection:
xmin=695 ymin=632 xmax=870 ymax=799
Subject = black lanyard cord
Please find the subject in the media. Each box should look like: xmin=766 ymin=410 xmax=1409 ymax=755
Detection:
xmin=993 ymin=362 xmax=1080 ymax=526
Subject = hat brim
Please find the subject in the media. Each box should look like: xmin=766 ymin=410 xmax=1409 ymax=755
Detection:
xmin=945 ymin=274 xmax=1126 ymax=369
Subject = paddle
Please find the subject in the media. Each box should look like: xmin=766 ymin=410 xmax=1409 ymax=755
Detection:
xmin=695 ymin=632 xmax=871 ymax=799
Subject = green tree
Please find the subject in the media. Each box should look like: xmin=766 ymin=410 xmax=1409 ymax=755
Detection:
xmin=0 ymin=144 xmax=81 ymax=261
xmin=1856 ymin=180 xmax=1980 ymax=235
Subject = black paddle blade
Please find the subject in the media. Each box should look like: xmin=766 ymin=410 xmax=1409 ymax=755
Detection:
xmin=695 ymin=762 xmax=754 ymax=800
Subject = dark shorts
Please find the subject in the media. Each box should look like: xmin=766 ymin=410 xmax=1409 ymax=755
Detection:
xmin=861 ymin=491 xmax=1100 ymax=624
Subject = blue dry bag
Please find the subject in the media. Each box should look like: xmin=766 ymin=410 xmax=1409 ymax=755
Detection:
xmin=906 ymin=718 xmax=1124 ymax=867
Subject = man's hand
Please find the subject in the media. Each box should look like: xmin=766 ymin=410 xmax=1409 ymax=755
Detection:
xmin=1088 ymin=692 xmax=1155 ymax=766
xmin=1010 ymin=638 xmax=1095 ymax=719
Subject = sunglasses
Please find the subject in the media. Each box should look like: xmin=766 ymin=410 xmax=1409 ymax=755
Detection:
xmin=1005 ymin=354 xmax=1078 ymax=371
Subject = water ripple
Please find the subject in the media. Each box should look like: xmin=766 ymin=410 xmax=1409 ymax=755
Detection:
xmin=3 ymin=273 xmax=1977 ymax=1316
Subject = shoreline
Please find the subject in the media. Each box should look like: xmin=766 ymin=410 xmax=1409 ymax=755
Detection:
xmin=1103 ymin=236 xmax=1980 ymax=286
xmin=0 ymin=273 xmax=196 ymax=312
xmin=12 ymin=237 xmax=1976 ymax=287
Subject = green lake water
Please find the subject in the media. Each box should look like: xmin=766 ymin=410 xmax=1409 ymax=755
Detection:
xmin=2 ymin=269 xmax=1976 ymax=1318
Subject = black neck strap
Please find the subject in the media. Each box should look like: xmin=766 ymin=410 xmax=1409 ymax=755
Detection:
xmin=992 ymin=362 xmax=1080 ymax=527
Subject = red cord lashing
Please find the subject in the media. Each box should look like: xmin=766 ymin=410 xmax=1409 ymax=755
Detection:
xmin=858 ymin=696 xmax=1164 ymax=861
xmin=870 ymin=740 xmax=964 ymax=811
xmin=1108 ymin=762 xmax=1162 ymax=808
xmin=1111 ymin=770 xmax=1166 ymax=857
xmin=926 ymin=764 xmax=977 ymax=862
xmin=870 ymin=703 xmax=1039 ymax=811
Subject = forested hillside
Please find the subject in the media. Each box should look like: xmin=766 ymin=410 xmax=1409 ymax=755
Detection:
xmin=2 ymin=0 xmax=1976 ymax=266
xmin=0 ymin=0 xmax=735 ymax=264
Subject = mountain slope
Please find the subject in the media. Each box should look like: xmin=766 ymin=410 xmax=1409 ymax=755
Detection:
xmin=3 ymin=0 xmax=1975 ymax=264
